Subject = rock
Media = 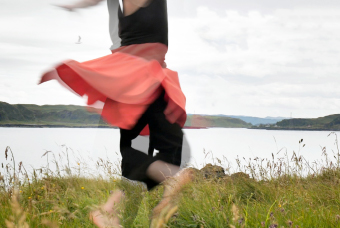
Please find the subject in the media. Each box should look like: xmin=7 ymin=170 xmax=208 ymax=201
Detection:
xmin=200 ymin=164 xmax=225 ymax=179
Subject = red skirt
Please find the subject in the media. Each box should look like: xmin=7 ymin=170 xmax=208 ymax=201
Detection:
xmin=40 ymin=43 xmax=186 ymax=134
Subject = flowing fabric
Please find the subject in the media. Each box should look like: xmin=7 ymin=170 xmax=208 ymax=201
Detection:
xmin=40 ymin=43 xmax=186 ymax=134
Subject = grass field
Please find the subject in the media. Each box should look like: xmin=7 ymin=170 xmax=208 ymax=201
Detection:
xmin=1 ymin=137 xmax=340 ymax=228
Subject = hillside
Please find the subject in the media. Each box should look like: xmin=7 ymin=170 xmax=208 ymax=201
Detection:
xmin=0 ymin=102 xmax=107 ymax=127
xmin=0 ymin=102 xmax=251 ymax=128
xmin=253 ymin=114 xmax=340 ymax=130
xmin=185 ymin=114 xmax=252 ymax=128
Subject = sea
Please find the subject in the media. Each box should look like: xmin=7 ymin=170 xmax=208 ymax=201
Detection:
xmin=1 ymin=127 xmax=339 ymax=176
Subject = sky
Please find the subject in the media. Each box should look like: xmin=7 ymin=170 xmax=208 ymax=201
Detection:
xmin=1 ymin=0 xmax=340 ymax=118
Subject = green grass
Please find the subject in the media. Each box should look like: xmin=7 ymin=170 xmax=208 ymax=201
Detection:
xmin=1 ymin=140 xmax=340 ymax=227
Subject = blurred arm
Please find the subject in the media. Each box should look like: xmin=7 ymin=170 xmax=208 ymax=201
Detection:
xmin=56 ymin=0 xmax=104 ymax=11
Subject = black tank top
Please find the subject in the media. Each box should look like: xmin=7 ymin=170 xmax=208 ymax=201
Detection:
xmin=118 ymin=0 xmax=168 ymax=47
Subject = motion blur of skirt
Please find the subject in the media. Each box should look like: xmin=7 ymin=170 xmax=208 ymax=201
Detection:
xmin=40 ymin=42 xmax=187 ymax=189
xmin=40 ymin=43 xmax=186 ymax=131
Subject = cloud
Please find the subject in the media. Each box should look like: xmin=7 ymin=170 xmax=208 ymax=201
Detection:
xmin=168 ymin=0 xmax=340 ymax=16
xmin=170 ymin=7 xmax=340 ymax=80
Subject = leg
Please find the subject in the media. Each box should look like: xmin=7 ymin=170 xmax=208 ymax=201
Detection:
xmin=91 ymin=113 xmax=152 ymax=228
xmin=144 ymin=92 xmax=193 ymax=227
xmin=120 ymin=111 xmax=158 ymax=190
xmin=119 ymin=90 xmax=182 ymax=190
xmin=148 ymin=161 xmax=193 ymax=228
xmin=91 ymin=91 xmax=191 ymax=228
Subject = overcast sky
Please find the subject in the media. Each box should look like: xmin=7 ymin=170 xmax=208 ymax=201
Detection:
xmin=1 ymin=0 xmax=340 ymax=118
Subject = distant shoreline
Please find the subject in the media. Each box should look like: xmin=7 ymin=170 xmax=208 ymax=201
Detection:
xmin=250 ymin=127 xmax=339 ymax=131
xmin=1 ymin=124 xmax=339 ymax=131
xmin=0 ymin=124 xmax=117 ymax=128
xmin=0 ymin=124 xmax=207 ymax=129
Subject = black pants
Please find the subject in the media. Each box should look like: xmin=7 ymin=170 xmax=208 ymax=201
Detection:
xmin=120 ymin=91 xmax=183 ymax=190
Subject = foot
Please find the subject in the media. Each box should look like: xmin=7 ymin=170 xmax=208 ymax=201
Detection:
xmin=90 ymin=190 xmax=124 ymax=228
xmin=150 ymin=169 xmax=193 ymax=228
xmin=150 ymin=204 xmax=178 ymax=228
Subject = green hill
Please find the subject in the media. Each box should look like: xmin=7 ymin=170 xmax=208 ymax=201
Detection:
xmin=0 ymin=102 xmax=251 ymax=128
xmin=255 ymin=114 xmax=340 ymax=130
xmin=185 ymin=114 xmax=252 ymax=128
xmin=0 ymin=102 xmax=106 ymax=127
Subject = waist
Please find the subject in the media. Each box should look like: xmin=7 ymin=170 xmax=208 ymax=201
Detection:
xmin=112 ymin=43 xmax=168 ymax=68
xmin=120 ymin=35 xmax=168 ymax=47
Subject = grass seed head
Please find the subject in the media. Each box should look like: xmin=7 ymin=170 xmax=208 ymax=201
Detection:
xmin=5 ymin=190 xmax=29 ymax=228
xmin=41 ymin=219 xmax=59 ymax=228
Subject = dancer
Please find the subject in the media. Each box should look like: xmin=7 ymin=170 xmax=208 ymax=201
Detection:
xmin=41 ymin=0 xmax=192 ymax=227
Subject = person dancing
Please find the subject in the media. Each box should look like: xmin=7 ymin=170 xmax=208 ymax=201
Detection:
xmin=40 ymin=0 xmax=193 ymax=227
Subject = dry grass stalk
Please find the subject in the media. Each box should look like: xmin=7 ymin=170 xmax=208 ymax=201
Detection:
xmin=41 ymin=219 xmax=59 ymax=228
xmin=231 ymin=204 xmax=239 ymax=223
xmin=5 ymin=190 xmax=29 ymax=228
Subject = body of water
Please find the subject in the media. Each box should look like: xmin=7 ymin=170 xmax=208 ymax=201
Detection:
xmin=1 ymin=127 xmax=339 ymax=175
